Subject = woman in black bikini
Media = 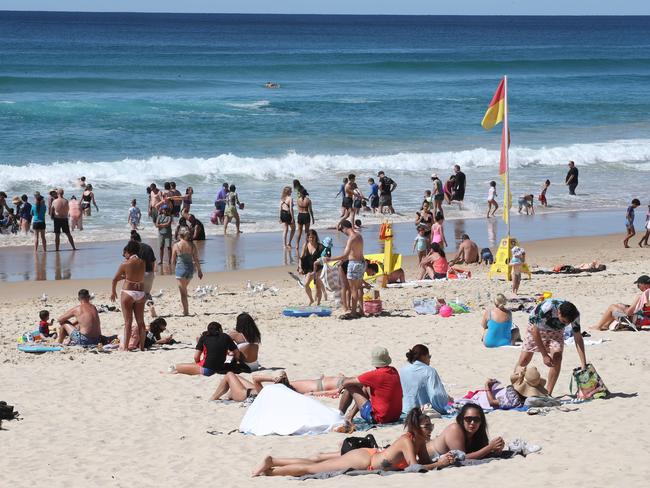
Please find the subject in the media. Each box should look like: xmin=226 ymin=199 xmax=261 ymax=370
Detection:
xmin=415 ymin=201 xmax=433 ymax=239
xmin=279 ymin=186 xmax=295 ymax=248
xmin=81 ymin=184 xmax=99 ymax=217
xmin=298 ymin=229 xmax=325 ymax=305
xmin=295 ymin=188 xmax=314 ymax=251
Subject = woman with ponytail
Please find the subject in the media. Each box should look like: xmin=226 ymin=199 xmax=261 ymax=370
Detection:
xmin=399 ymin=344 xmax=451 ymax=415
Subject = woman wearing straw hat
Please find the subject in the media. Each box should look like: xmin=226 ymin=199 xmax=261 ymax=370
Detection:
xmin=485 ymin=366 xmax=548 ymax=410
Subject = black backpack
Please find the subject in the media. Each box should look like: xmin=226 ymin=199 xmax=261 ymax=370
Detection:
xmin=340 ymin=434 xmax=379 ymax=454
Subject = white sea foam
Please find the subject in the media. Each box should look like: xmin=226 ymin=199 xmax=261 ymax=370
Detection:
xmin=1 ymin=139 xmax=648 ymax=188
xmin=226 ymin=100 xmax=271 ymax=109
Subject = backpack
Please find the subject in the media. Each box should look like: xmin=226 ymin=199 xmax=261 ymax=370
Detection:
xmin=340 ymin=434 xmax=379 ymax=455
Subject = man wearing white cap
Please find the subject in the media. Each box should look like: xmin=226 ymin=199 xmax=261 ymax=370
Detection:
xmin=338 ymin=346 xmax=402 ymax=424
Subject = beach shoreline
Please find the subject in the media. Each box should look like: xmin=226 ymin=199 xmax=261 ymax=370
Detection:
xmin=0 ymin=208 xmax=633 ymax=282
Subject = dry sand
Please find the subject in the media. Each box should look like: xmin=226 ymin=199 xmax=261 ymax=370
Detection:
xmin=1 ymin=232 xmax=649 ymax=487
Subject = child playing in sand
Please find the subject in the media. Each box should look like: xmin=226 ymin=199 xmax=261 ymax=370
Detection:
xmin=38 ymin=310 xmax=54 ymax=338
xmin=539 ymin=180 xmax=550 ymax=207
xmin=509 ymin=246 xmax=525 ymax=295
xmin=487 ymin=181 xmax=498 ymax=218
xmin=128 ymin=199 xmax=141 ymax=230
xmin=624 ymin=199 xmax=641 ymax=248
xmin=413 ymin=225 xmax=429 ymax=263
xmin=639 ymin=203 xmax=650 ymax=248
xmin=518 ymin=194 xmax=535 ymax=215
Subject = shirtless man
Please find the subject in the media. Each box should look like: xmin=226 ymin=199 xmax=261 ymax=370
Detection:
xmin=56 ymin=289 xmax=102 ymax=346
xmin=449 ymin=234 xmax=479 ymax=265
xmin=326 ymin=219 xmax=365 ymax=318
xmin=50 ymin=189 xmax=76 ymax=251
xmin=342 ymin=174 xmax=356 ymax=221
xmin=148 ymin=183 xmax=162 ymax=224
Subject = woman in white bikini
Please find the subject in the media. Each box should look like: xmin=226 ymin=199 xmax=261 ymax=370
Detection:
xmin=111 ymin=240 xmax=147 ymax=351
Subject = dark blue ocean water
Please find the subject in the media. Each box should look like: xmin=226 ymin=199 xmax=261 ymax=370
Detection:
xmin=1 ymin=12 xmax=649 ymax=242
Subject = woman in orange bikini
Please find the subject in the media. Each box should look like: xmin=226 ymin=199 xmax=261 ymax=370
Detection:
xmin=111 ymin=240 xmax=147 ymax=351
xmin=252 ymin=408 xmax=454 ymax=477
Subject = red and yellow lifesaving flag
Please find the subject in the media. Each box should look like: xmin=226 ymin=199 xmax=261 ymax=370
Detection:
xmin=481 ymin=78 xmax=505 ymax=130
xmin=482 ymin=77 xmax=511 ymax=224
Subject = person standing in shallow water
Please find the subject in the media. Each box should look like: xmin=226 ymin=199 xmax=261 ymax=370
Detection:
xmin=565 ymin=161 xmax=578 ymax=195
xmin=223 ymin=184 xmax=242 ymax=235
xmin=279 ymin=186 xmax=295 ymax=247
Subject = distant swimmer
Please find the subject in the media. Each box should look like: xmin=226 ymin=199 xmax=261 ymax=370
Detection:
xmin=264 ymin=82 xmax=280 ymax=89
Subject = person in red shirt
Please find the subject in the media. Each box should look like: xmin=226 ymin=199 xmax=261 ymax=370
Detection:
xmin=338 ymin=346 xmax=403 ymax=424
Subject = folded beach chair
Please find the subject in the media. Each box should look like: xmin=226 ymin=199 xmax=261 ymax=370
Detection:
xmin=610 ymin=307 xmax=650 ymax=332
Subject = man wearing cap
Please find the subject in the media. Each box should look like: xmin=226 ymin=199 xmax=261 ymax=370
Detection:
xmin=516 ymin=299 xmax=587 ymax=395
xmin=591 ymin=275 xmax=650 ymax=331
xmin=449 ymin=234 xmax=479 ymax=265
xmin=50 ymin=189 xmax=77 ymax=251
xmin=338 ymin=346 xmax=403 ymax=424
xmin=56 ymin=289 xmax=102 ymax=347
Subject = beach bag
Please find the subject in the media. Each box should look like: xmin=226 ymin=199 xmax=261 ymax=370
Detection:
xmin=340 ymin=434 xmax=378 ymax=455
xmin=320 ymin=263 xmax=341 ymax=293
xmin=570 ymin=364 xmax=609 ymax=400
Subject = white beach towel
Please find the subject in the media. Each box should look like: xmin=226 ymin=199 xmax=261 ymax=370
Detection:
xmin=239 ymin=384 xmax=346 ymax=436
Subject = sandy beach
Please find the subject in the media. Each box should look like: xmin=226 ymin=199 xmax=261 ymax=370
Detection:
xmin=1 ymin=231 xmax=648 ymax=487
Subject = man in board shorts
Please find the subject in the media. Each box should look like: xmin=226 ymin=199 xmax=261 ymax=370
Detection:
xmin=516 ymin=299 xmax=587 ymax=395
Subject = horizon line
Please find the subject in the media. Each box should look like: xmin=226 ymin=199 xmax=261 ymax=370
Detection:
xmin=2 ymin=10 xmax=650 ymax=17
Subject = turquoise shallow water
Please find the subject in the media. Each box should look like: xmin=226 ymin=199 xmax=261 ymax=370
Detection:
xmin=0 ymin=12 xmax=649 ymax=242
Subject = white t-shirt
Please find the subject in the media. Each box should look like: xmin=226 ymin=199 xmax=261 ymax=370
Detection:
xmin=488 ymin=187 xmax=497 ymax=201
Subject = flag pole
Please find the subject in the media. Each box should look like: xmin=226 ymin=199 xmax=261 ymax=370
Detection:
xmin=503 ymin=75 xmax=510 ymax=238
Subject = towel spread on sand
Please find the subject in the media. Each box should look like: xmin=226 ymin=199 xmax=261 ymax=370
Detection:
xmin=239 ymin=384 xmax=345 ymax=436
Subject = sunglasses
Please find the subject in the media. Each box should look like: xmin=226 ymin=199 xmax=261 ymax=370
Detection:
xmin=463 ymin=416 xmax=481 ymax=424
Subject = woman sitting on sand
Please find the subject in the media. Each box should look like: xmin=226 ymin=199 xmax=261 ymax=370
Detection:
xmin=400 ymin=344 xmax=451 ymax=415
xmin=427 ymin=403 xmax=504 ymax=460
xmin=226 ymin=312 xmax=262 ymax=371
xmin=172 ymin=227 xmax=203 ymax=316
xmin=169 ymin=321 xmax=241 ymax=376
xmin=252 ymin=407 xmax=455 ymax=476
xmin=417 ymin=243 xmax=448 ymax=280
xmin=298 ymin=229 xmax=326 ymax=305
xmin=111 ymin=240 xmax=147 ymax=351
xmin=209 ymin=371 xmax=354 ymax=402
xmin=481 ymin=294 xmax=520 ymax=347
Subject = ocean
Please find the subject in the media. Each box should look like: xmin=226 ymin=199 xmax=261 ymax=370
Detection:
xmin=1 ymin=12 xmax=649 ymax=246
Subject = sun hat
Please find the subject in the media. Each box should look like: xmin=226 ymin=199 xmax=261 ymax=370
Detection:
xmin=11 ymin=196 xmax=21 ymax=205
xmin=431 ymin=173 xmax=438 ymax=179
xmin=370 ymin=346 xmax=392 ymax=367
xmin=634 ymin=275 xmax=650 ymax=285
xmin=510 ymin=366 xmax=548 ymax=398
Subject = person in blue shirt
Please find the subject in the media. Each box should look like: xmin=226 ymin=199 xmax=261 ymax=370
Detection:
xmin=367 ymin=178 xmax=379 ymax=213
xmin=399 ymin=344 xmax=451 ymax=415
xmin=31 ymin=193 xmax=47 ymax=252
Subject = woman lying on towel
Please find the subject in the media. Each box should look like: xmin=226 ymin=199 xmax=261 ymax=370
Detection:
xmin=252 ymin=407 xmax=455 ymax=476
xmin=209 ymin=371 xmax=354 ymax=401
xmin=427 ymin=403 xmax=504 ymax=460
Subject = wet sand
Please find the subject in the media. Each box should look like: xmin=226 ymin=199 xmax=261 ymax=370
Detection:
xmin=0 ymin=208 xmax=626 ymax=282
